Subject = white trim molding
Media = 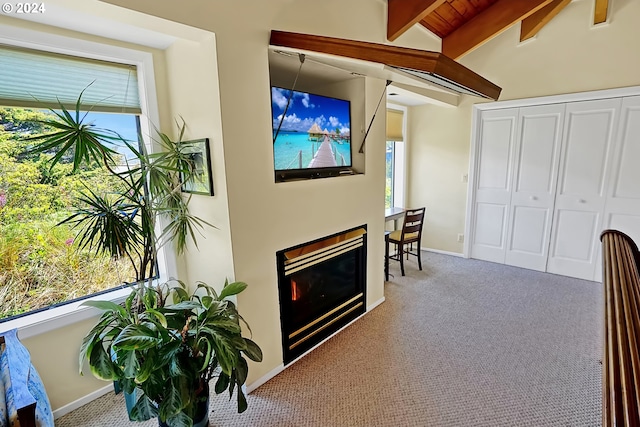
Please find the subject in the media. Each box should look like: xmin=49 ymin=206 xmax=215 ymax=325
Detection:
xmin=473 ymin=86 xmax=640 ymax=112
xmin=53 ymin=384 xmax=113 ymax=419
xmin=423 ymin=247 xmax=465 ymax=258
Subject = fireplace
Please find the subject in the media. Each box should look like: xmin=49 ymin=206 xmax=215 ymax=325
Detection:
xmin=276 ymin=226 xmax=367 ymax=364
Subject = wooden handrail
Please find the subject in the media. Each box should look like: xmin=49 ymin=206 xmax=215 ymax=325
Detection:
xmin=600 ymin=229 xmax=640 ymax=426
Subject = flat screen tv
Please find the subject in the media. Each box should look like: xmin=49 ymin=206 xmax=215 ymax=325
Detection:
xmin=271 ymin=86 xmax=352 ymax=181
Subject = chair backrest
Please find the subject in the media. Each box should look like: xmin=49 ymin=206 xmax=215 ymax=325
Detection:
xmin=401 ymin=207 xmax=425 ymax=242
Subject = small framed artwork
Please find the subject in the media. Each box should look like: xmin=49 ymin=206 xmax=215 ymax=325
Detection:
xmin=180 ymin=138 xmax=214 ymax=196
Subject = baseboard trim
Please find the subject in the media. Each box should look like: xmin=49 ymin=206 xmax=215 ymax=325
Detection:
xmin=367 ymin=296 xmax=385 ymax=311
xmin=53 ymin=384 xmax=112 ymax=419
xmin=246 ymin=364 xmax=285 ymax=394
xmin=422 ymin=247 xmax=465 ymax=258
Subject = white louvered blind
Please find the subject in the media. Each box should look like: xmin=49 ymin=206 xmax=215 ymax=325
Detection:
xmin=386 ymin=109 xmax=404 ymax=142
xmin=0 ymin=45 xmax=140 ymax=114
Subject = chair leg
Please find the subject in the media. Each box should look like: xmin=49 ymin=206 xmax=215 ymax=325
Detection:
xmin=384 ymin=233 xmax=390 ymax=281
xmin=417 ymin=246 xmax=422 ymax=271
xmin=399 ymin=243 xmax=405 ymax=276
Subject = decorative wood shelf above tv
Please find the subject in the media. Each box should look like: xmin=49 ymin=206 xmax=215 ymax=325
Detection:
xmin=269 ymin=30 xmax=501 ymax=101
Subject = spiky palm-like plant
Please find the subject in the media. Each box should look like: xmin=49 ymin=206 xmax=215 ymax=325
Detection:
xmin=28 ymin=91 xmax=208 ymax=283
xmin=27 ymin=92 xmax=262 ymax=427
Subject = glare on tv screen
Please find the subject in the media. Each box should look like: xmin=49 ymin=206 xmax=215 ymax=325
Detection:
xmin=271 ymin=87 xmax=352 ymax=171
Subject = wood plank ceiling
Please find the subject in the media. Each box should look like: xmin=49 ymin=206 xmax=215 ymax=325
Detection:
xmin=388 ymin=0 xmax=610 ymax=59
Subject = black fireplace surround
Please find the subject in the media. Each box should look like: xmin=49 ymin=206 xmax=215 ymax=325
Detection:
xmin=276 ymin=225 xmax=367 ymax=364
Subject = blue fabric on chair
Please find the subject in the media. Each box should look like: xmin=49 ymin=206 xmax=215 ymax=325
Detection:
xmin=0 ymin=329 xmax=54 ymax=427
xmin=0 ymin=365 xmax=6 ymax=427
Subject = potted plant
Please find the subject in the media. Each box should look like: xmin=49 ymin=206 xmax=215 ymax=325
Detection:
xmin=27 ymin=91 xmax=262 ymax=426
xmin=80 ymin=279 xmax=262 ymax=427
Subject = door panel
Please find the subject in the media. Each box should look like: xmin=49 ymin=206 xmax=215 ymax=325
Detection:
xmin=608 ymin=213 xmax=640 ymax=244
xmin=597 ymin=96 xmax=640 ymax=281
xmin=471 ymin=109 xmax=518 ymax=263
xmin=552 ymin=210 xmax=598 ymax=261
xmin=547 ymin=98 xmax=621 ymax=280
xmin=559 ymin=110 xmax=612 ymax=197
xmin=510 ymin=206 xmax=548 ymax=253
xmin=477 ymin=119 xmax=514 ymax=190
xmin=505 ymin=104 xmax=564 ymax=271
xmin=474 ymin=203 xmax=507 ymax=248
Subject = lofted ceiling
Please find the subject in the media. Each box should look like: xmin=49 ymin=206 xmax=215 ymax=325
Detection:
xmin=388 ymin=0 xmax=610 ymax=59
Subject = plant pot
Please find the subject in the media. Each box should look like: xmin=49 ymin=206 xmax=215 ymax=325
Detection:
xmin=158 ymin=383 xmax=210 ymax=427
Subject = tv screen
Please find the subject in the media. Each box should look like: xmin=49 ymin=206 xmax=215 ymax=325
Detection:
xmin=271 ymin=86 xmax=352 ymax=179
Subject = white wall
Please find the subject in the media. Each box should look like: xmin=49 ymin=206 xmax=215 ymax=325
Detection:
xmin=408 ymin=0 xmax=640 ymax=254
xmin=163 ymin=36 xmax=236 ymax=288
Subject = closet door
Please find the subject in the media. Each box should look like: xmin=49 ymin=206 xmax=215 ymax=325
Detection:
xmin=470 ymin=108 xmax=518 ymax=263
xmin=505 ymin=104 xmax=565 ymax=271
xmin=547 ymin=98 xmax=621 ymax=280
xmin=598 ymin=96 xmax=640 ymax=279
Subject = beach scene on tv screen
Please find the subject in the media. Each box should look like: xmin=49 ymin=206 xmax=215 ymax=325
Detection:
xmin=272 ymin=87 xmax=351 ymax=170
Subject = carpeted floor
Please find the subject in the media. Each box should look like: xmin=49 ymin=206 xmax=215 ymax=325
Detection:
xmin=57 ymin=252 xmax=603 ymax=426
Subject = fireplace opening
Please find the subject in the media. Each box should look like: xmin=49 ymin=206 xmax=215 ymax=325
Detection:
xmin=277 ymin=226 xmax=367 ymax=364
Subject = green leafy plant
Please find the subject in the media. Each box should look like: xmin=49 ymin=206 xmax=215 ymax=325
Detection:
xmin=80 ymin=280 xmax=262 ymax=426
xmin=26 ymin=91 xmax=263 ymax=426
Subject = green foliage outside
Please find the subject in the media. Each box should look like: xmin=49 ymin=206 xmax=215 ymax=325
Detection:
xmin=0 ymin=107 xmax=135 ymax=319
xmin=385 ymin=141 xmax=394 ymax=209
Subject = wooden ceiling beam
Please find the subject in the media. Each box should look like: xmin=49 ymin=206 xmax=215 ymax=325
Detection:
xmin=387 ymin=0 xmax=448 ymax=41
xmin=594 ymin=0 xmax=609 ymax=24
xmin=442 ymin=0 xmax=555 ymax=60
xmin=520 ymin=0 xmax=571 ymax=42
xmin=270 ymin=31 xmax=502 ymax=100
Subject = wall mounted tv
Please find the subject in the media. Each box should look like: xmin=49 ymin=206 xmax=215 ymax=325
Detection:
xmin=271 ymin=86 xmax=352 ymax=182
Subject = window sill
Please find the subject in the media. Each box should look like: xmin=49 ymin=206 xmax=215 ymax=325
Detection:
xmin=0 ymin=286 xmax=133 ymax=340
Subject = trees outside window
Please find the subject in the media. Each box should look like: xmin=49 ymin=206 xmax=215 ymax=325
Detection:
xmin=0 ymin=107 xmax=139 ymax=320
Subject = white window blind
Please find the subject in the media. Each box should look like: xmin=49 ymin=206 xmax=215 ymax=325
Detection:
xmin=386 ymin=109 xmax=404 ymax=142
xmin=0 ymin=45 xmax=140 ymax=114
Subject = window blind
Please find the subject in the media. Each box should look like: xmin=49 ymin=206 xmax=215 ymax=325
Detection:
xmin=386 ymin=109 xmax=404 ymax=142
xmin=0 ymin=45 xmax=141 ymax=114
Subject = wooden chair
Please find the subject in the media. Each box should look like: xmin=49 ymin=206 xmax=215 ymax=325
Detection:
xmin=386 ymin=207 xmax=426 ymax=276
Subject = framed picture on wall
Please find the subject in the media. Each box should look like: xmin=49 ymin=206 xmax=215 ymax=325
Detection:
xmin=179 ymin=138 xmax=214 ymax=196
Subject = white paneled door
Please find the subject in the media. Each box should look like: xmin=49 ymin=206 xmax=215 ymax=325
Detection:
xmin=546 ymin=98 xmax=621 ymax=280
xmin=597 ymin=96 xmax=640 ymax=279
xmin=470 ymin=108 xmax=518 ymax=263
xmin=505 ymin=104 xmax=565 ymax=271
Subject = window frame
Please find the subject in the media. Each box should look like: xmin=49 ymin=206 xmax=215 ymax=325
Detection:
xmin=0 ymin=25 xmax=171 ymax=339
xmin=386 ymin=103 xmax=407 ymax=209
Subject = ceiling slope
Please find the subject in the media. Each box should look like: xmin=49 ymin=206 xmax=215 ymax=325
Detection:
xmin=441 ymin=0 xmax=554 ymax=59
xmin=388 ymin=0 xmax=608 ymax=59
xmin=387 ymin=0 xmax=447 ymax=41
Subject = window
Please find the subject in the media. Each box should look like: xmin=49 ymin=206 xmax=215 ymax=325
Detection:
xmin=385 ymin=140 xmax=395 ymax=208
xmin=0 ymin=109 xmax=140 ymax=320
xmin=0 ymin=32 xmax=162 ymax=330
xmin=386 ymin=107 xmax=405 ymax=208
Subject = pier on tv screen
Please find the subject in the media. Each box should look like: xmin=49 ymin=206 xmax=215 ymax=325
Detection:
xmin=271 ymin=87 xmax=352 ymax=171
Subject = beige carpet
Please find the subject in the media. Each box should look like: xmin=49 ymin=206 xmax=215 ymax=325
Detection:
xmin=57 ymin=252 xmax=603 ymax=426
